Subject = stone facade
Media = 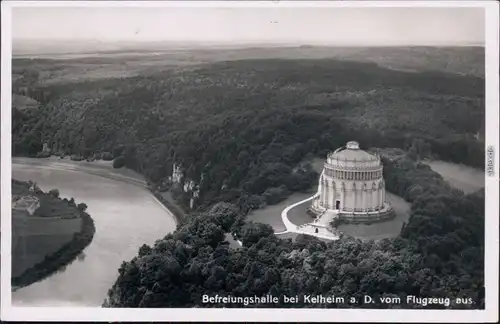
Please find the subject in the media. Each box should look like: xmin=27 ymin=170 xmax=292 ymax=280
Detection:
xmin=169 ymin=163 xmax=200 ymax=209
xmin=170 ymin=163 xmax=183 ymax=184
xmin=310 ymin=141 xmax=394 ymax=223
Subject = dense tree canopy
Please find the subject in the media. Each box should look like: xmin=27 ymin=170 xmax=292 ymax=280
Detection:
xmin=104 ymin=157 xmax=485 ymax=308
xmin=12 ymin=59 xmax=484 ymax=208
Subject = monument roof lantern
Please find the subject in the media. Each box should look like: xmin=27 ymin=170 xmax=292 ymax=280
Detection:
xmin=330 ymin=141 xmax=378 ymax=163
xmin=346 ymin=141 xmax=360 ymax=150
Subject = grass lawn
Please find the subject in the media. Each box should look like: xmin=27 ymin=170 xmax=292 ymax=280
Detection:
xmin=246 ymin=155 xmax=412 ymax=241
xmin=246 ymin=190 xmax=315 ymax=233
xmin=286 ymin=197 xmax=316 ymax=226
xmin=244 ymin=156 xmax=322 ymax=233
xmin=12 ymin=234 xmax=75 ymax=277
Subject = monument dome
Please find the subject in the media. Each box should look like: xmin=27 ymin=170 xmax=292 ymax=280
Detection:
xmin=309 ymin=141 xmax=394 ymax=223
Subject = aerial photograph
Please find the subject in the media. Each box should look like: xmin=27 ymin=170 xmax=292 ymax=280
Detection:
xmin=4 ymin=2 xmax=493 ymax=318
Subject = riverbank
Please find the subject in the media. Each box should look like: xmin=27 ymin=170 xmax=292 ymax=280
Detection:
xmin=149 ymin=190 xmax=186 ymax=225
xmin=11 ymin=194 xmax=96 ymax=289
xmin=14 ymin=156 xmax=187 ymax=224
xmin=10 ymin=158 xmax=163 ymax=287
xmin=12 ymin=159 xmax=177 ymax=306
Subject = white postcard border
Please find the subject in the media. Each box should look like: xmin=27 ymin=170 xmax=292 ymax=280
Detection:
xmin=1 ymin=1 xmax=498 ymax=322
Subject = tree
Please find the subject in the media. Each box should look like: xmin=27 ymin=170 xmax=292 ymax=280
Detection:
xmin=49 ymin=188 xmax=60 ymax=198
xmin=77 ymin=203 xmax=88 ymax=212
xmin=406 ymin=184 xmax=424 ymax=202
xmin=112 ymin=145 xmax=125 ymax=158
xmin=240 ymin=222 xmax=274 ymax=247
xmin=407 ymin=145 xmax=419 ymax=161
xmin=102 ymin=152 xmax=114 ymax=161
xmin=113 ymin=156 xmax=126 ymax=169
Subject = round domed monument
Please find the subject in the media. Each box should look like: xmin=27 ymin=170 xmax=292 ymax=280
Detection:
xmin=309 ymin=141 xmax=394 ymax=223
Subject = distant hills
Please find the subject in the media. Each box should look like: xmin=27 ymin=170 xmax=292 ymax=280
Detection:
xmin=12 ymin=39 xmax=301 ymax=55
xmin=12 ymin=40 xmax=485 ymax=78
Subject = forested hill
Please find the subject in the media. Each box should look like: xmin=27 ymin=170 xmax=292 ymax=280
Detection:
xmin=13 ymin=59 xmax=484 ymax=209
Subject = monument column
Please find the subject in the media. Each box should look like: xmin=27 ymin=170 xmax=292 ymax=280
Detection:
xmin=321 ymin=179 xmax=328 ymax=208
xmin=341 ymin=183 xmax=345 ymax=210
xmin=329 ymin=181 xmax=334 ymax=209
xmin=362 ymin=185 xmax=366 ymax=210
xmin=378 ymin=184 xmax=383 ymax=209
xmin=382 ymin=184 xmax=385 ymax=206
xmin=353 ymin=183 xmax=357 ymax=211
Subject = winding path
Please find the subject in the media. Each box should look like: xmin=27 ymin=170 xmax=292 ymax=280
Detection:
xmin=274 ymin=194 xmax=339 ymax=241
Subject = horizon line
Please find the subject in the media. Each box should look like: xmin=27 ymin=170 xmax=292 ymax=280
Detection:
xmin=12 ymin=39 xmax=485 ymax=47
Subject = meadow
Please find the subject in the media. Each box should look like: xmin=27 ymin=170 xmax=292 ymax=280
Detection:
xmin=12 ymin=233 xmax=75 ymax=278
xmin=11 ymin=179 xmax=94 ymax=288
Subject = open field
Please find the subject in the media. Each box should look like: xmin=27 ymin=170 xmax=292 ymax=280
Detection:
xmin=13 ymin=45 xmax=485 ymax=86
xmin=12 ymin=94 xmax=40 ymax=111
xmin=12 ymin=217 xmax=81 ymax=236
xmin=13 ymin=157 xmax=147 ymax=187
xmin=12 ymin=234 xmax=75 ymax=278
xmin=11 ymin=179 xmax=83 ymax=280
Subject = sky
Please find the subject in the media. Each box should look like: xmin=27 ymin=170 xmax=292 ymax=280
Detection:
xmin=12 ymin=6 xmax=485 ymax=46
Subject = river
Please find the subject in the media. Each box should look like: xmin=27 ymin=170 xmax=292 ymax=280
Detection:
xmin=9 ymin=157 xmax=484 ymax=306
xmin=424 ymin=160 xmax=485 ymax=194
xmin=11 ymin=158 xmax=177 ymax=307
